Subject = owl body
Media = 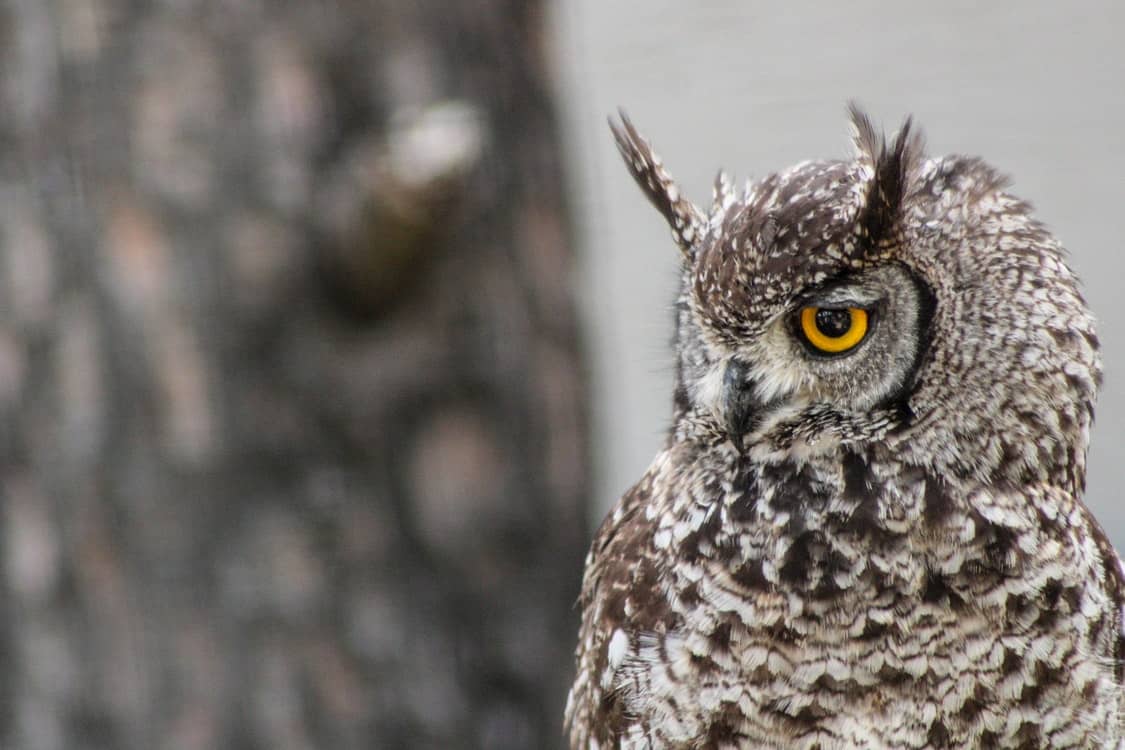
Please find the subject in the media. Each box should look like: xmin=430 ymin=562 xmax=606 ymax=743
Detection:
xmin=566 ymin=111 xmax=1125 ymax=748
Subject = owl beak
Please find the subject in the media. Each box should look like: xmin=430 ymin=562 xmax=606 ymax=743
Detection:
xmin=722 ymin=358 xmax=761 ymax=439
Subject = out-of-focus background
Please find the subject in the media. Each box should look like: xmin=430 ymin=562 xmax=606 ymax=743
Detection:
xmin=0 ymin=2 xmax=1119 ymax=749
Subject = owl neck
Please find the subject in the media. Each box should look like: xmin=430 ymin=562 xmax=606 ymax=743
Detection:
xmin=670 ymin=392 xmax=1089 ymax=499
xmin=650 ymin=434 xmax=1038 ymax=610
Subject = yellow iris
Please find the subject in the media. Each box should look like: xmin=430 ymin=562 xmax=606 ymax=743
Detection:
xmin=800 ymin=307 xmax=868 ymax=354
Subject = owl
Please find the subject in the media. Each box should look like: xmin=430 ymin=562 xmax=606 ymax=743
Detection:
xmin=564 ymin=107 xmax=1125 ymax=749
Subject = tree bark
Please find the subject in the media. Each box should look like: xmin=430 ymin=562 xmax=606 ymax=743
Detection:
xmin=0 ymin=2 xmax=587 ymax=748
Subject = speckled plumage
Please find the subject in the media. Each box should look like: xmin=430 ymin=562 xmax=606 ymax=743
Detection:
xmin=565 ymin=108 xmax=1125 ymax=749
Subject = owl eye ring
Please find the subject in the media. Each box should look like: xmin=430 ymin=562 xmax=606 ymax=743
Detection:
xmin=798 ymin=306 xmax=869 ymax=354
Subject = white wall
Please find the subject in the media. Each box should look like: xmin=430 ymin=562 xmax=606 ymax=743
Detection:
xmin=552 ymin=1 xmax=1125 ymax=545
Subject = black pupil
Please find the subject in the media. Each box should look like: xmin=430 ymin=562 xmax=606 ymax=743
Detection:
xmin=815 ymin=308 xmax=852 ymax=338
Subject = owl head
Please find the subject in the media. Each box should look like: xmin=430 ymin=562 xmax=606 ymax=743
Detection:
xmin=612 ymin=106 xmax=1100 ymax=493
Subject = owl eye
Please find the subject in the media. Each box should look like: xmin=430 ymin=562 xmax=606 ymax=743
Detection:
xmin=799 ymin=306 xmax=869 ymax=354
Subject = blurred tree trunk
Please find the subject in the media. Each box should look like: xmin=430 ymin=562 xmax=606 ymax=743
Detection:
xmin=0 ymin=2 xmax=587 ymax=749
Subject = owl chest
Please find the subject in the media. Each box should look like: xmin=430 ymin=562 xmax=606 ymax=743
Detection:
xmin=610 ymin=474 xmax=1117 ymax=748
xmin=622 ymin=588 xmax=1112 ymax=749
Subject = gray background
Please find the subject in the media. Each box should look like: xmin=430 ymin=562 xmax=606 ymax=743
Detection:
xmin=552 ymin=2 xmax=1125 ymax=546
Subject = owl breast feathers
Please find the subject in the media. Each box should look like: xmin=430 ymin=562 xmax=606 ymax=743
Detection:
xmin=565 ymin=107 xmax=1125 ymax=749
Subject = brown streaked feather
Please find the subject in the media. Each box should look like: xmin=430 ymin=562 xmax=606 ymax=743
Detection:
xmin=609 ymin=110 xmax=706 ymax=258
xmin=848 ymin=102 xmax=925 ymax=249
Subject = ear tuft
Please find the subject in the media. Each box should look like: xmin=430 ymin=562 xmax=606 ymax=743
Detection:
xmin=609 ymin=110 xmax=706 ymax=258
xmin=848 ymin=103 xmax=926 ymax=248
